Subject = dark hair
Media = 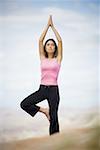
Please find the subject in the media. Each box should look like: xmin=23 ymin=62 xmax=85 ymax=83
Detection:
xmin=44 ymin=39 xmax=58 ymax=58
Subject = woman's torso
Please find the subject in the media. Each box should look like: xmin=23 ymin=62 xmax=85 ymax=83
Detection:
xmin=40 ymin=57 xmax=61 ymax=85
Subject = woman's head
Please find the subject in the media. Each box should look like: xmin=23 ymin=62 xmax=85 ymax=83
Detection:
xmin=44 ymin=39 xmax=58 ymax=58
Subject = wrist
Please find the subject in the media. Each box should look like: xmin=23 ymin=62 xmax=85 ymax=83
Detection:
xmin=47 ymin=23 xmax=49 ymax=27
xmin=51 ymin=25 xmax=54 ymax=29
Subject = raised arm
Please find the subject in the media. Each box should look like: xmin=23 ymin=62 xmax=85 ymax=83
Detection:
xmin=50 ymin=16 xmax=63 ymax=63
xmin=39 ymin=17 xmax=50 ymax=59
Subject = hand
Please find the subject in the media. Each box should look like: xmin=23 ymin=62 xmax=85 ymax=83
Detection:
xmin=47 ymin=15 xmax=54 ymax=27
xmin=49 ymin=15 xmax=53 ymax=27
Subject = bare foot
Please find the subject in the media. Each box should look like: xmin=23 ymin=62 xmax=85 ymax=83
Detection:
xmin=39 ymin=107 xmax=50 ymax=122
xmin=44 ymin=108 xmax=50 ymax=122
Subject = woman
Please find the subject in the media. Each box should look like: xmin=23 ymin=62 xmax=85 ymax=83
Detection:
xmin=20 ymin=15 xmax=63 ymax=135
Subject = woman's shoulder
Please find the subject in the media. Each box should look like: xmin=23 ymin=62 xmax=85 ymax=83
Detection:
xmin=40 ymin=55 xmax=46 ymax=61
xmin=56 ymin=57 xmax=62 ymax=65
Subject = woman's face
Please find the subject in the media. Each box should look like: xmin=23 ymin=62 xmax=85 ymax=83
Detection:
xmin=45 ymin=40 xmax=55 ymax=54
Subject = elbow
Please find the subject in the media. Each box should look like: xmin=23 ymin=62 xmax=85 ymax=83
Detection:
xmin=39 ymin=40 xmax=42 ymax=42
xmin=58 ymin=38 xmax=62 ymax=42
xmin=39 ymin=38 xmax=43 ymax=42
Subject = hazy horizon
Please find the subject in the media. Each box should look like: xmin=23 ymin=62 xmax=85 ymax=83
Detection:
xmin=0 ymin=0 xmax=99 ymax=139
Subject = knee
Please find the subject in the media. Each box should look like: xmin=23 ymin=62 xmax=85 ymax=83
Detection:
xmin=20 ymin=100 xmax=25 ymax=109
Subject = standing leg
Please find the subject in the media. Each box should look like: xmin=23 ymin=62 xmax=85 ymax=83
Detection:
xmin=20 ymin=85 xmax=46 ymax=117
xmin=47 ymin=86 xmax=60 ymax=135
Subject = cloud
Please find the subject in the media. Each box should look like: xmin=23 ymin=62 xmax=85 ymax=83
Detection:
xmin=0 ymin=6 xmax=98 ymax=109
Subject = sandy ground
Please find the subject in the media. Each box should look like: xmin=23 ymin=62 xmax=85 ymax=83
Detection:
xmin=0 ymin=107 xmax=99 ymax=150
xmin=0 ymin=126 xmax=99 ymax=150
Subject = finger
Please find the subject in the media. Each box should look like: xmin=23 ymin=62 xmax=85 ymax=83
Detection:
xmin=50 ymin=15 xmax=52 ymax=20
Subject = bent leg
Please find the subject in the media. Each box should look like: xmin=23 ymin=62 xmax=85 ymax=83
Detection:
xmin=20 ymin=86 xmax=45 ymax=117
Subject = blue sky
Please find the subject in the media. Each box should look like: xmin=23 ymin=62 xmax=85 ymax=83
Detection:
xmin=0 ymin=0 xmax=99 ymax=111
xmin=0 ymin=0 xmax=99 ymax=16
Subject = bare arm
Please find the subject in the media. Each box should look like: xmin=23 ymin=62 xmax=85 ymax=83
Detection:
xmin=39 ymin=18 xmax=50 ymax=59
xmin=52 ymin=26 xmax=63 ymax=61
xmin=39 ymin=25 xmax=49 ymax=42
xmin=50 ymin=16 xmax=63 ymax=63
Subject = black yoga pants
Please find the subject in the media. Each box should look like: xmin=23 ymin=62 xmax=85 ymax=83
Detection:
xmin=20 ymin=84 xmax=60 ymax=135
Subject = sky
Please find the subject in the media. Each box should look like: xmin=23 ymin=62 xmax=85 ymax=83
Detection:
xmin=0 ymin=0 xmax=99 ymax=112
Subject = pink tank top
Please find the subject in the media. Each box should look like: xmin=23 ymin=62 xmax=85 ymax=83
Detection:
xmin=40 ymin=57 xmax=61 ymax=85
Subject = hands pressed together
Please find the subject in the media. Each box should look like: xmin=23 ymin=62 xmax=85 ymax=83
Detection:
xmin=47 ymin=15 xmax=54 ymax=28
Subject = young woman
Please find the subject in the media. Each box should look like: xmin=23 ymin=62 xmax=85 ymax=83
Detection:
xmin=20 ymin=15 xmax=63 ymax=135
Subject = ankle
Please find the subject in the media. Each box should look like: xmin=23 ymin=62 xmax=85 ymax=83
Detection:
xmin=39 ymin=107 xmax=45 ymax=114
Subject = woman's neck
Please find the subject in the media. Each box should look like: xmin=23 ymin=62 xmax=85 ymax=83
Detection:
xmin=47 ymin=57 xmax=55 ymax=59
xmin=48 ymin=54 xmax=54 ymax=59
xmin=48 ymin=56 xmax=54 ymax=59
